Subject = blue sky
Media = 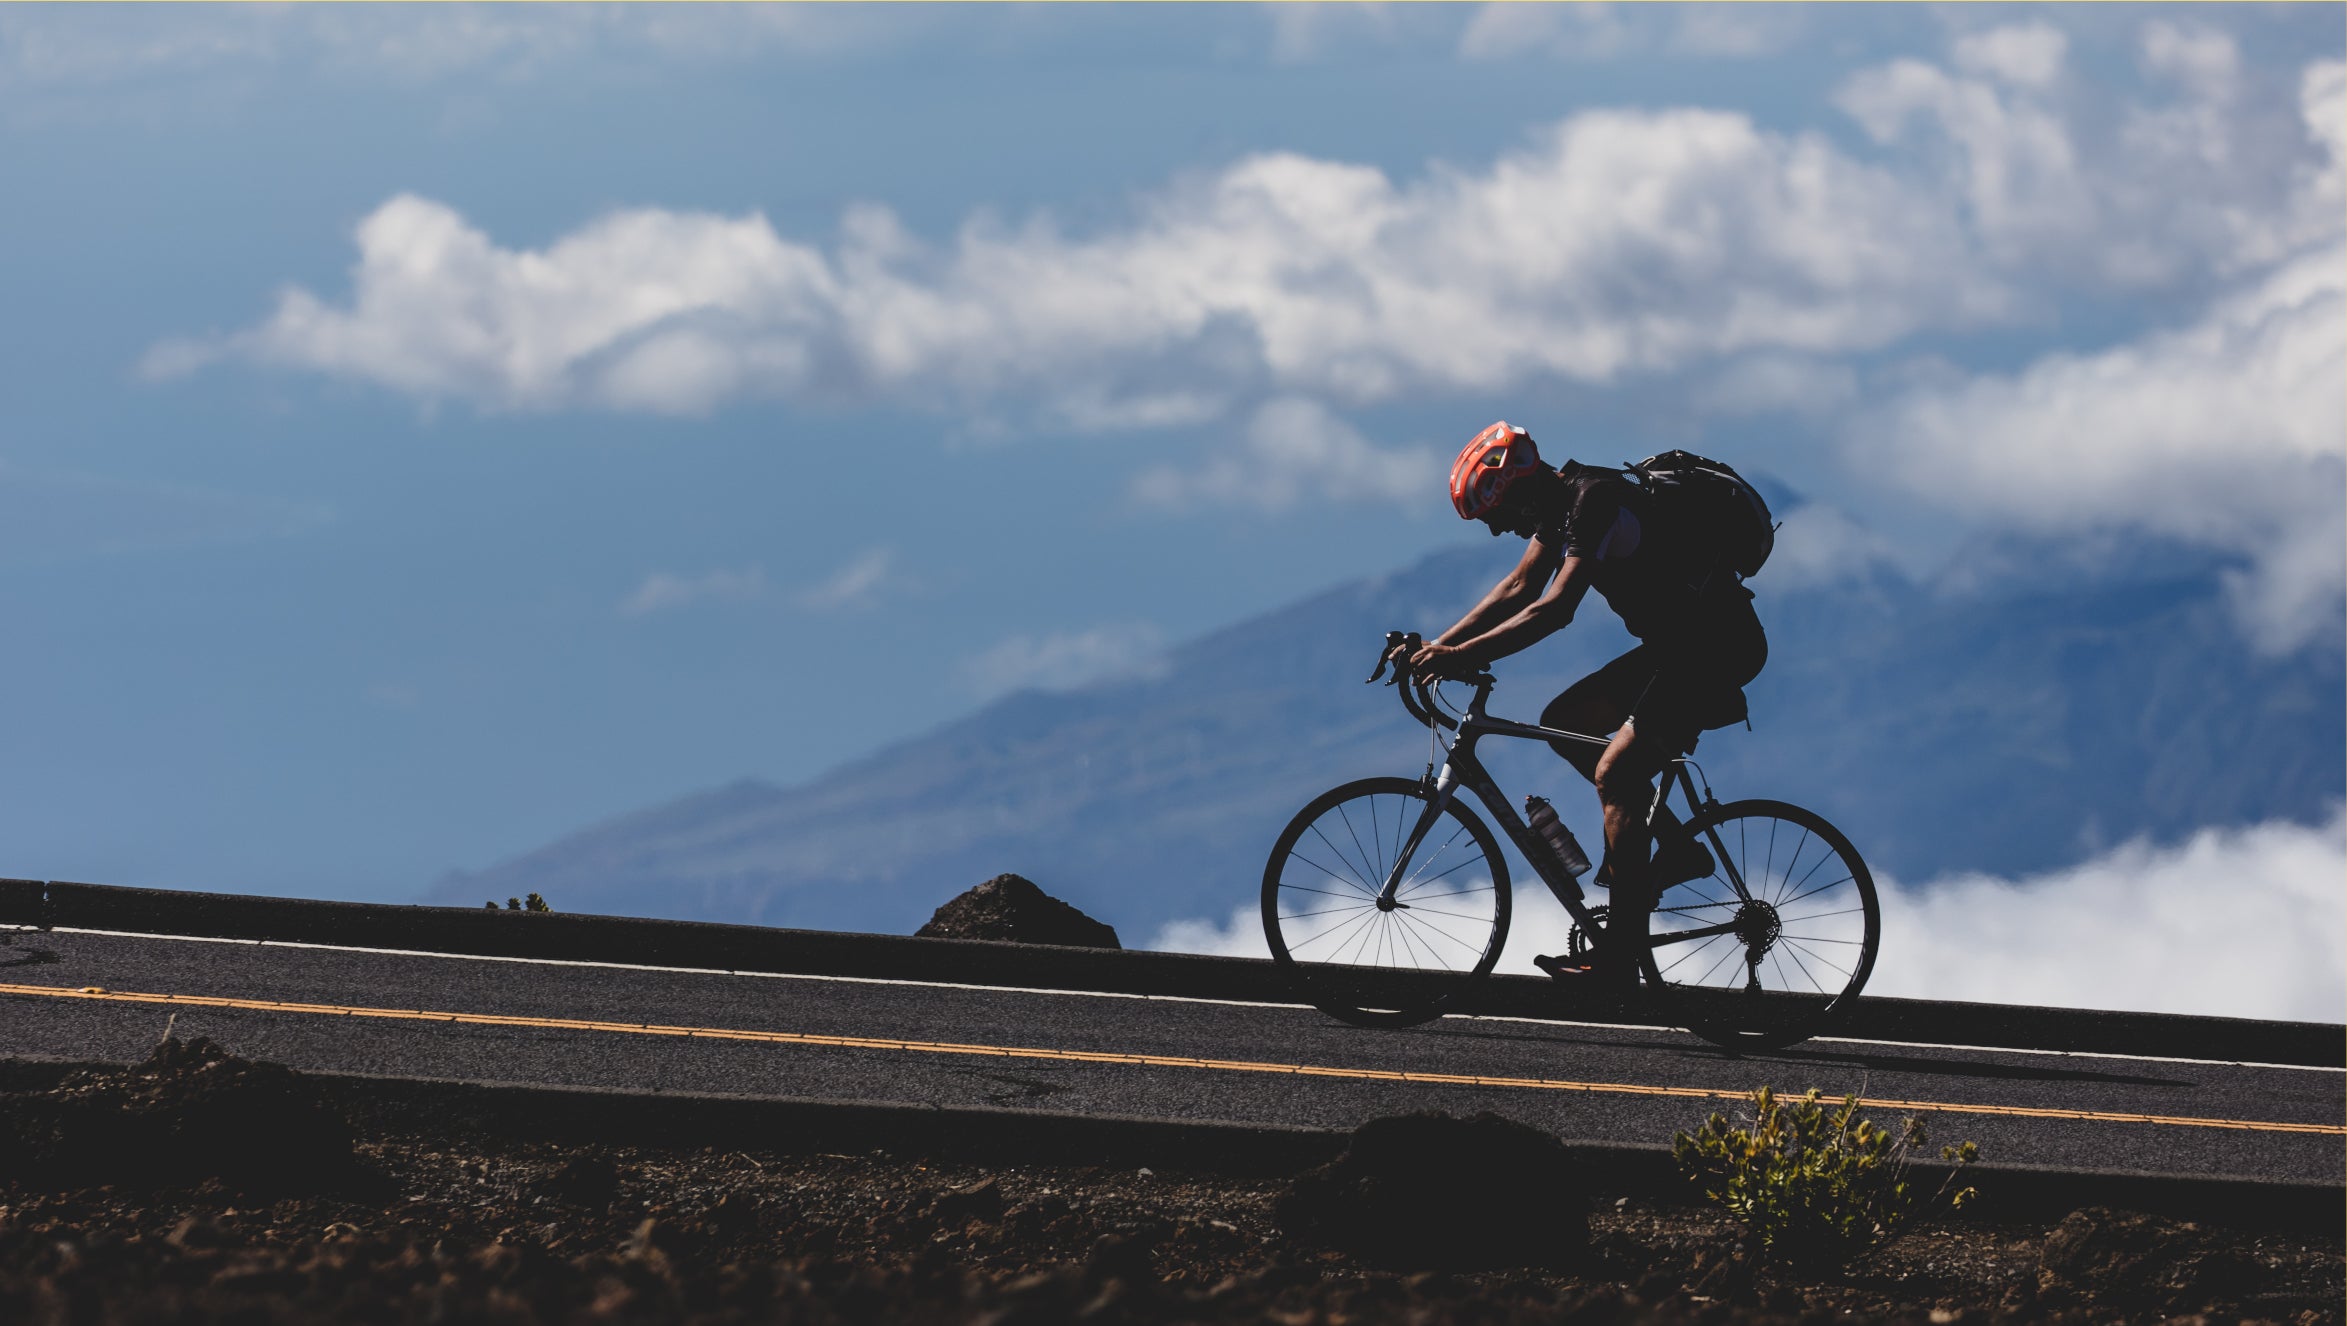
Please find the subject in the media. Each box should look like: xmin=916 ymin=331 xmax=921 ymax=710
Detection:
xmin=0 ymin=3 xmax=2340 ymax=904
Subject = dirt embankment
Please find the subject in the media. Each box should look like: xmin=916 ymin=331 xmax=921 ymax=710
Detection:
xmin=1 ymin=1040 xmax=2338 ymax=1325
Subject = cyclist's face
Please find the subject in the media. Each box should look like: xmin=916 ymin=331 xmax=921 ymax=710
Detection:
xmin=1482 ymin=498 xmax=1538 ymax=539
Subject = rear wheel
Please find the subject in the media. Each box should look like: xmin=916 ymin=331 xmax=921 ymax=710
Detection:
xmin=1636 ymin=799 xmax=1878 ymax=1051
xmin=1262 ymin=776 xmax=1512 ymax=1028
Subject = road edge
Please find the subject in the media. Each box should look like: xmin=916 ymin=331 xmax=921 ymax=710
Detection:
xmin=5 ymin=878 xmax=2341 ymax=1067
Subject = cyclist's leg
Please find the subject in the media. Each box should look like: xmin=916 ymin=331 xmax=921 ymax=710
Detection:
xmin=1589 ymin=714 xmax=1692 ymax=976
xmin=1544 ymin=649 xmax=1705 ymax=881
xmin=1539 ymin=647 xmax=1652 ymax=783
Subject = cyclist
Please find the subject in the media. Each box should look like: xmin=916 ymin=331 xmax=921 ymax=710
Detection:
xmin=1400 ymin=421 xmax=1767 ymax=986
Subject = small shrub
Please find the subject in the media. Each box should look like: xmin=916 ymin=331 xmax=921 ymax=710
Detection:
xmin=485 ymin=893 xmax=553 ymax=912
xmin=1672 ymin=1085 xmax=1978 ymax=1270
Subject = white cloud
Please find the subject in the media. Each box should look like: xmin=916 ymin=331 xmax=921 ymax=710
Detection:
xmin=1458 ymin=3 xmax=1636 ymax=61
xmin=618 ymin=565 xmax=766 ymax=617
xmin=159 ymin=105 xmax=2000 ymax=420
xmin=2138 ymin=20 xmax=2239 ymax=102
xmin=1265 ymin=2 xmax=1402 ymax=64
xmin=959 ymin=623 xmax=1169 ymax=699
xmin=1132 ymin=396 xmax=1437 ymax=512
xmin=796 ymin=547 xmax=897 ymax=611
xmin=1952 ymin=21 xmax=2068 ymax=89
xmin=1857 ymin=240 xmax=2347 ymax=651
xmin=1664 ymin=4 xmax=1804 ymax=59
xmin=1838 ymin=37 xmax=2340 ymax=288
xmin=1457 ymin=3 xmax=1801 ymax=62
xmin=1149 ymin=905 xmax=1271 ymax=960
xmin=1759 ymin=502 xmax=1900 ymax=589
xmin=1151 ymin=808 xmax=2347 ymax=1023
xmin=1867 ymin=808 xmax=2347 ymax=1024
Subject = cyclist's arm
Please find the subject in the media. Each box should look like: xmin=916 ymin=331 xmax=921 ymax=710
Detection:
xmin=1417 ymin=549 xmax=1593 ymax=671
xmin=1429 ymin=535 xmax=1562 ymax=649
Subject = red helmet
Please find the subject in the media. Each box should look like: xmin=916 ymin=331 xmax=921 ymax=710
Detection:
xmin=1449 ymin=421 xmax=1543 ymax=520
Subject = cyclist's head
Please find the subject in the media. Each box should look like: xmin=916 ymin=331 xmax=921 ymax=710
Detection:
xmin=1450 ymin=421 xmax=1547 ymax=535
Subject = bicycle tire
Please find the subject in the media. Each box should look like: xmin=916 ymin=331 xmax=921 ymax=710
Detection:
xmin=1634 ymin=799 xmax=1879 ymax=1051
xmin=1261 ymin=776 xmax=1512 ymax=1028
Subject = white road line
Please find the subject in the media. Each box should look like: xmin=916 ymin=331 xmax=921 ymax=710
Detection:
xmin=19 ymin=924 xmax=2344 ymax=1075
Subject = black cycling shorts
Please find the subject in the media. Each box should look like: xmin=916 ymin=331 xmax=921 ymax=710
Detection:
xmin=1541 ymin=600 xmax=1767 ymax=755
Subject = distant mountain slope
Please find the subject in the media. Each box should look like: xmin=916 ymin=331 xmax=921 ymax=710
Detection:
xmin=435 ymin=541 xmax=2344 ymax=939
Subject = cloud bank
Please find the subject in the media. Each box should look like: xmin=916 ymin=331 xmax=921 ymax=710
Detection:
xmin=148 ymin=21 xmax=2346 ymax=638
xmin=150 ymin=106 xmax=1995 ymax=421
xmin=1149 ymin=808 xmax=2347 ymax=1025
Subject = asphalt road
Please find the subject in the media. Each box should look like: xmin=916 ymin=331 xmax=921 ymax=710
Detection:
xmin=3 ymin=927 xmax=2339 ymax=1185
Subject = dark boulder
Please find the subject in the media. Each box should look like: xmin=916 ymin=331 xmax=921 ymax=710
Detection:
xmin=1275 ymin=1111 xmax=1589 ymax=1271
xmin=916 ymin=873 xmax=1120 ymax=949
xmin=0 ymin=1035 xmax=371 ymax=1196
xmin=2038 ymin=1206 xmax=2256 ymax=1311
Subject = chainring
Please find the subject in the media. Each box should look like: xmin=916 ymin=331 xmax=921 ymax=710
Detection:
xmin=1566 ymin=905 xmax=1610 ymax=959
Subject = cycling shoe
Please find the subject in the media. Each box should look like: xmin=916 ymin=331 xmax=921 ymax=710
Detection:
xmin=1533 ymin=952 xmax=1637 ymax=990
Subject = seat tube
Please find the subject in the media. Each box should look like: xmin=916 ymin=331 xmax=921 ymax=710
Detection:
xmin=1378 ymin=762 xmax=1460 ymax=905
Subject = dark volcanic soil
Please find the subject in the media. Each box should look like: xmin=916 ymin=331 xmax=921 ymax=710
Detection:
xmin=1 ymin=1044 xmax=2338 ymax=1325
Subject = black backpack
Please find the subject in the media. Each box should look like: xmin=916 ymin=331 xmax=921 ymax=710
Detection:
xmin=1623 ymin=450 xmax=1776 ymax=581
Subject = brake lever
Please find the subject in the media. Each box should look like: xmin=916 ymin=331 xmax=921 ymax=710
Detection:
xmin=1366 ymin=631 xmax=1422 ymax=684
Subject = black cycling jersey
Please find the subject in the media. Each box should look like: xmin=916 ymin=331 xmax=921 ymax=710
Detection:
xmin=1526 ymin=461 xmax=1751 ymax=642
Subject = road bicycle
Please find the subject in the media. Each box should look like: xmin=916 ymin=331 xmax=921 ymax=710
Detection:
xmin=1260 ymin=631 xmax=1880 ymax=1051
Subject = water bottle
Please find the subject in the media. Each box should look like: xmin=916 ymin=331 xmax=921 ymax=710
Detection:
xmin=1523 ymin=795 xmax=1592 ymax=882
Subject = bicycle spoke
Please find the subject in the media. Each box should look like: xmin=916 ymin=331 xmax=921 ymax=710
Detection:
xmin=1779 ymin=937 xmax=1853 ymax=981
xmin=1284 ymin=852 xmax=1381 ymax=896
xmin=1389 ymin=844 xmax=1483 ymax=896
xmin=1334 ymin=803 xmax=1382 ymax=894
xmin=1776 ymin=906 xmax=1867 ymax=925
xmin=1395 ymin=826 xmax=1479 ymax=896
xmin=1280 ymin=902 xmax=1386 ymax=921
xmin=1658 ymin=932 xmax=1728 ymax=979
xmin=1692 ymin=935 xmax=1748 ymax=988
xmin=1778 ymin=934 xmax=1863 ymax=944
xmin=1278 ymin=882 xmax=1388 ymax=904
xmin=1774 ymin=940 xmax=1827 ymax=995
xmin=1289 ymin=902 xmax=1380 ymax=950
xmin=1304 ymin=826 xmax=1378 ymax=895
xmin=1773 ymin=873 xmax=1856 ymax=911
xmin=1394 ymin=884 xmax=1496 ymax=901
xmin=1396 ymin=821 xmax=1474 ymax=891
xmin=1400 ymin=903 xmax=1496 ymax=924
xmin=1776 ymin=843 xmax=1839 ymax=905
xmin=1771 ymin=827 xmax=1814 ymax=905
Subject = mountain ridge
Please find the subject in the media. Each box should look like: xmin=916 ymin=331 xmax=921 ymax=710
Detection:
xmin=434 ymin=537 xmax=2345 ymax=940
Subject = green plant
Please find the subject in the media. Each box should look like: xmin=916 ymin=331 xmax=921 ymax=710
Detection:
xmin=1672 ymin=1085 xmax=1978 ymax=1269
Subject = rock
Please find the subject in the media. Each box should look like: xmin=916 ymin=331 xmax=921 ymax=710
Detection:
xmin=535 ymin=1152 xmax=622 ymax=1207
xmin=928 ymin=1176 xmax=1006 ymax=1227
xmin=2038 ymin=1207 xmax=2256 ymax=1310
xmin=916 ymin=874 xmax=1120 ymax=949
xmin=0 ymin=1035 xmax=369 ymax=1196
xmin=1273 ymin=1111 xmax=1590 ymax=1271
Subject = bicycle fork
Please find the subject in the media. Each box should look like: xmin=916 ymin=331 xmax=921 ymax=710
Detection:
xmin=1375 ymin=762 xmax=1463 ymax=909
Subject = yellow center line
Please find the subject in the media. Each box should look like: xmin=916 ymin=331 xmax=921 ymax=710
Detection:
xmin=8 ymin=981 xmax=2338 ymax=1137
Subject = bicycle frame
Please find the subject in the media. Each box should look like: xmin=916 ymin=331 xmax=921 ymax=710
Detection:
xmin=1374 ymin=672 xmax=1759 ymax=964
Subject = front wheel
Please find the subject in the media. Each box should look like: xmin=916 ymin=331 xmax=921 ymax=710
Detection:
xmin=1636 ymin=799 xmax=1879 ymax=1052
xmin=1262 ymin=776 xmax=1512 ymax=1028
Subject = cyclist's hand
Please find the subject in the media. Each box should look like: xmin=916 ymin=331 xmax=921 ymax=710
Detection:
xmin=1409 ymin=641 xmax=1473 ymax=679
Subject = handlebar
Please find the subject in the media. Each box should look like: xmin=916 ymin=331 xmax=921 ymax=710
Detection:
xmin=1366 ymin=630 xmax=1494 ymax=732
